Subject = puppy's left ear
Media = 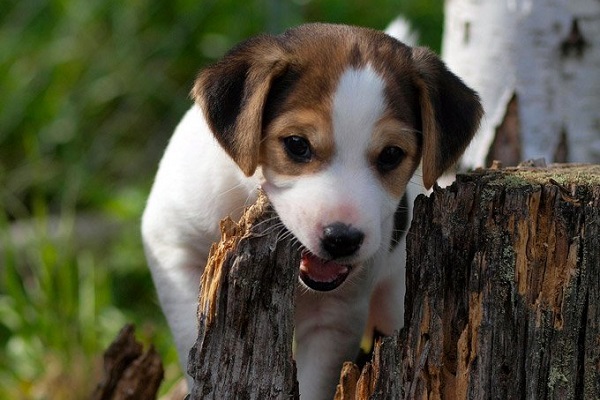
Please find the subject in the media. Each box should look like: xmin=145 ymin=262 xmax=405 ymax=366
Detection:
xmin=192 ymin=35 xmax=289 ymax=176
xmin=412 ymin=47 xmax=483 ymax=189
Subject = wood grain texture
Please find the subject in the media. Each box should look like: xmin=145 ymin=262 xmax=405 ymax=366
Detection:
xmin=180 ymin=165 xmax=599 ymax=399
xmin=92 ymin=324 xmax=164 ymax=400
xmin=335 ymin=164 xmax=600 ymax=399
xmin=188 ymin=191 xmax=299 ymax=399
xmin=403 ymin=164 xmax=600 ymax=399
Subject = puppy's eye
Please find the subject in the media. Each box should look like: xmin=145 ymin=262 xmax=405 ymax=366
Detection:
xmin=283 ymin=136 xmax=312 ymax=162
xmin=376 ymin=146 xmax=405 ymax=173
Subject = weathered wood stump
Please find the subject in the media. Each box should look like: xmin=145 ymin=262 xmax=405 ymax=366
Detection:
xmin=188 ymin=192 xmax=300 ymax=399
xmin=92 ymin=324 xmax=164 ymax=400
xmin=337 ymin=164 xmax=600 ymax=399
xmin=183 ymin=164 xmax=599 ymax=399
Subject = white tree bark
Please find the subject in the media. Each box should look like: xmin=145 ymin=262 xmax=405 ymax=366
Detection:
xmin=442 ymin=0 xmax=600 ymax=169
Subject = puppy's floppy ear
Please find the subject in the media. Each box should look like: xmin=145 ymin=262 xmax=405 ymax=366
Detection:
xmin=411 ymin=47 xmax=483 ymax=189
xmin=192 ymin=35 xmax=289 ymax=176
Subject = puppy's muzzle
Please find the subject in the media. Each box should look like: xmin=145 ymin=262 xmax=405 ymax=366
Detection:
xmin=298 ymin=223 xmax=363 ymax=292
xmin=321 ymin=222 xmax=364 ymax=259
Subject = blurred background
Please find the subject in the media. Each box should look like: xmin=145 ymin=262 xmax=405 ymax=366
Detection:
xmin=0 ymin=1 xmax=441 ymax=398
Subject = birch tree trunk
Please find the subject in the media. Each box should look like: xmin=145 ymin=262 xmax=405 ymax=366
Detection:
xmin=442 ymin=0 xmax=600 ymax=168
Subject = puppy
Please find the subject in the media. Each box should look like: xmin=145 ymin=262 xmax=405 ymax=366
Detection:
xmin=142 ymin=23 xmax=482 ymax=400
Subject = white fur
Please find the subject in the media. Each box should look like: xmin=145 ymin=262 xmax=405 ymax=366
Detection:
xmin=142 ymin=67 xmax=417 ymax=399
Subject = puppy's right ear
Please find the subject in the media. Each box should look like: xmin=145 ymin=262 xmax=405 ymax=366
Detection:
xmin=192 ymin=35 xmax=289 ymax=176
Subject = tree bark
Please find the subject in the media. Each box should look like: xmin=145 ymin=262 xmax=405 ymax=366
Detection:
xmin=337 ymin=164 xmax=600 ymax=399
xmin=184 ymin=165 xmax=599 ymax=399
xmin=188 ymin=191 xmax=299 ymax=399
xmin=92 ymin=324 xmax=164 ymax=400
xmin=442 ymin=0 xmax=600 ymax=168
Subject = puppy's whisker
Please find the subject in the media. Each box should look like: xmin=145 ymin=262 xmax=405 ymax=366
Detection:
xmin=258 ymin=135 xmax=270 ymax=146
xmin=277 ymin=229 xmax=297 ymax=243
xmin=253 ymin=219 xmax=285 ymax=236
xmin=408 ymin=177 xmax=426 ymax=188
xmin=252 ymin=215 xmax=281 ymax=229
xmin=272 ymin=226 xmax=289 ymax=240
xmin=215 ymin=182 xmax=248 ymax=198
xmin=275 ymin=228 xmax=289 ymax=240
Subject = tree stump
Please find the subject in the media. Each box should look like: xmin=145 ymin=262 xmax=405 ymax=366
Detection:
xmin=92 ymin=324 xmax=164 ymax=400
xmin=337 ymin=163 xmax=600 ymax=399
xmin=185 ymin=164 xmax=599 ymax=399
xmin=188 ymin=192 xmax=300 ymax=399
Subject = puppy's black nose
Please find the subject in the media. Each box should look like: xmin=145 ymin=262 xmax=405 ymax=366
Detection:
xmin=321 ymin=222 xmax=364 ymax=259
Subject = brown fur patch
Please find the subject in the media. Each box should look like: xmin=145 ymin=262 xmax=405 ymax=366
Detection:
xmin=369 ymin=116 xmax=421 ymax=198
xmin=192 ymin=36 xmax=290 ymax=176
xmin=193 ymin=23 xmax=482 ymax=188
xmin=260 ymin=108 xmax=334 ymax=176
xmin=257 ymin=25 xmax=422 ymax=181
xmin=413 ymin=73 xmax=440 ymax=189
xmin=411 ymin=47 xmax=483 ymax=188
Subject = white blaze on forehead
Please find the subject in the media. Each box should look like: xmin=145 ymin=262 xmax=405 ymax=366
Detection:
xmin=331 ymin=66 xmax=387 ymax=162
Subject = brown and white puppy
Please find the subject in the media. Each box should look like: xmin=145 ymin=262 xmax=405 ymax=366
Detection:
xmin=142 ymin=23 xmax=482 ymax=399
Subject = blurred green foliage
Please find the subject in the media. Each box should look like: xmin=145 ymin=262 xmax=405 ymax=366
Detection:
xmin=0 ymin=0 xmax=442 ymax=397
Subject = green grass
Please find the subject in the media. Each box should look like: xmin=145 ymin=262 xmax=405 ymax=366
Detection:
xmin=0 ymin=1 xmax=442 ymax=397
xmin=0 ymin=191 xmax=181 ymax=399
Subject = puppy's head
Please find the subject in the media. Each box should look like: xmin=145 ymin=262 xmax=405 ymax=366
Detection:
xmin=193 ymin=23 xmax=482 ymax=292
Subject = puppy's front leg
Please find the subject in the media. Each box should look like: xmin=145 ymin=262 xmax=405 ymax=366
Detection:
xmin=142 ymin=237 xmax=205 ymax=389
xmin=294 ymin=290 xmax=370 ymax=400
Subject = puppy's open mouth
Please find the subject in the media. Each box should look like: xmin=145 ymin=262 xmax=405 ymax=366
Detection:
xmin=299 ymin=252 xmax=351 ymax=292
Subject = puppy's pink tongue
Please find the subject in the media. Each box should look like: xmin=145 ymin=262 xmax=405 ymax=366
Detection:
xmin=299 ymin=253 xmax=349 ymax=291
